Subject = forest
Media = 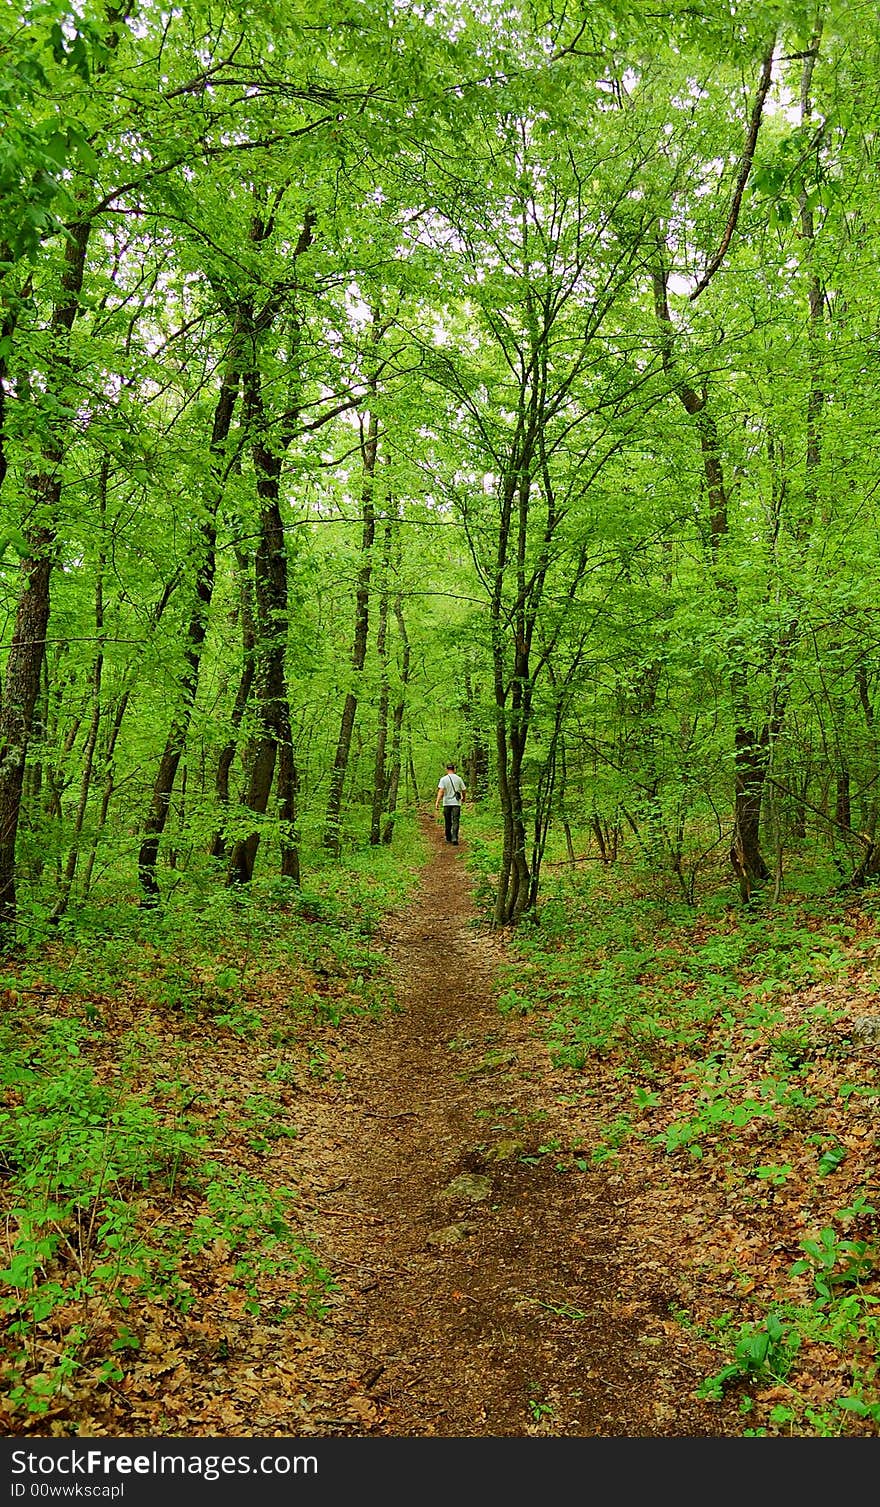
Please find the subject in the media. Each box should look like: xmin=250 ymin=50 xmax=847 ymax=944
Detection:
xmin=1 ymin=0 xmax=879 ymax=1443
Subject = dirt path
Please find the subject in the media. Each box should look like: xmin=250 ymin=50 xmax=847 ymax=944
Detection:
xmin=289 ymin=814 xmax=742 ymax=1437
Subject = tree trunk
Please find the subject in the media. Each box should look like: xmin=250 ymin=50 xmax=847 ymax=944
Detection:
xmin=528 ymin=711 xmax=563 ymax=912
xmin=0 ymin=279 xmax=21 ymax=499
xmin=227 ymin=369 xmax=299 ymax=886
xmin=324 ymin=405 xmax=379 ymax=854
xmin=80 ymin=576 xmax=178 ymax=902
xmin=0 ymin=544 xmax=55 ymax=941
xmin=491 ymin=459 xmax=547 ymax=925
xmin=80 ymin=688 xmax=130 ymax=902
xmin=50 ymin=548 xmax=106 ymax=922
xmin=210 ymin=547 xmax=256 ymax=861
xmin=835 ymin=770 xmax=851 ymax=832
xmin=369 ymin=520 xmax=392 ymax=846
xmin=217 ymin=200 xmax=314 ymax=885
xmin=0 ymin=220 xmax=90 ymax=945
xmin=407 ymin=745 xmax=419 ymax=806
xmin=730 ymin=729 xmax=771 ymax=899
xmin=558 ymin=734 xmax=576 ymax=864
xmin=382 ymin=591 xmax=411 ymax=845
xmin=654 ymin=252 xmax=774 ymax=895
xmin=138 ymin=360 xmax=239 ymax=903
xmin=494 ymin=701 xmax=531 ymax=925
xmin=462 ymin=674 xmax=489 ymax=801
xmin=848 ymin=662 xmax=880 ymax=886
xmin=19 ymin=662 xmax=48 ymax=884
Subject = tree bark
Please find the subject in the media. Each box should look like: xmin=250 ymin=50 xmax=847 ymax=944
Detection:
xmin=224 ymin=202 xmax=316 ymax=885
xmin=50 ymin=519 xmax=107 ymax=922
xmin=323 ymin=404 xmax=379 ymax=854
xmin=462 ymin=673 xmax=489 ymax=800
xmin=0 ymin=220 xmax=90 ymax=945
xmin=138 ymin=358 xmax=239 ymax=903
xmin=227 ymin=374 xmax=299 ymax=886
xmin=81 ymin=577 xmax=177 ymax=901
xmin=382 ymin=591 xmax=411 ymax=845
xmin=210 ymin=547 xmax=256 ymax=861
xmin=848 ymin=662 xmax=880 ymax=886
xmin=369 ymin=516 xmax=393 ymax=846
xmin=492 ymin=447 xmax=554 ymax=925
xmin=654 ymin=251 xmax=773 ymax=895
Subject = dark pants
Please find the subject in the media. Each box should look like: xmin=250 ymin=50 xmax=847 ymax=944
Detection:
xmin=443 ymin=803 xmax=461 ymax=843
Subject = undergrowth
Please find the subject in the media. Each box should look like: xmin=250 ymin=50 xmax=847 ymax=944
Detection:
xmin=0 ymin=815 xmax=425 ymax=1427
xmin=467 ymin=813 xmax=880 ymax=1437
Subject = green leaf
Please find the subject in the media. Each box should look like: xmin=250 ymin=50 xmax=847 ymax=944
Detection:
xmin=69 ymin=131 xmax=101 ymax=176
xmin=817 ymin=1145 xmax=846 ymax=1176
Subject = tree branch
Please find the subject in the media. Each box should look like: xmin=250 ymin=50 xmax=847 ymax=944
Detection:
xmin=689 ymin=42 xmax=776 ymax=302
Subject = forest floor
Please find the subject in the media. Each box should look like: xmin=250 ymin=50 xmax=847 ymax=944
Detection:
xmin=274 ymin=812 xmax=746 ymax=1437
xmin=5 ymin=811 xmax=879 ymax=1438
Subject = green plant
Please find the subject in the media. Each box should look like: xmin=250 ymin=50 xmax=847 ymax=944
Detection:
xmin=498 ymin=987 xmax=535 ymax=1016
xmin=307 ymin=1043 xmax=328 ymax=1079
xmin=816 ymin=1143 xmax=847 ymax=1177
xmin=653 ymin=1090 xmax=775 ymax=1159
xmin=698 ymin=1311 xmax=800 ymax=1399
xmin=790 ymin=1227 xmax=875 ymax=1300
xmin=521 ymin=1296 xmax=588 ymax=1321
xmin=214 ymin=1000 xmax=264 ymax=1037
xmin=240 ymin=1094 xmax=298 ymax=1154
xmin=184 ymin=1169 xmax=334 ymax=1319
xmin=590 ymin=1114 xmax=633 ymax=1163
xmin=767 ymin=1025 xmax=812 ymax=1070
xmin=754 ymin=1162 xmax=793 ymax=1186
xmin=0 ymin=1030 xmax=205 ymax=1413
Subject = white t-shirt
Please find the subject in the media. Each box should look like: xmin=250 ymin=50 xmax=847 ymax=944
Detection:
xmin=438 ymin=773 xmax=464 ymax=806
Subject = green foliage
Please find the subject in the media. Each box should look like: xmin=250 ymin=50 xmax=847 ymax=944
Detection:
xmin=3 ymin=0 xmax=880 ymax=1440
xmin=698 ymin=1311 xmax=801 ymax=1400
xmin=182 ymin=1169 xmax=333 ymax=1320
xmin=0 ymin=1013 xmax=201 ymax=1413
xmin=499 ymin=844 xmax=880 ymax=1433
xmin=790 ymin=1224 xmax=875 ymax=1300
xmin=698 ymin=1198 xmax=880 ymax=1433
xmin=0 ymin=830 xmax=416 ymax=1418
xmin=653 ymin=1089 xmax=777 ymax=1160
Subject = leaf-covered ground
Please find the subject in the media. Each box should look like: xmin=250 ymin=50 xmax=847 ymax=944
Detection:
xmin=1 ymin=814 xmax=878 ymax=1436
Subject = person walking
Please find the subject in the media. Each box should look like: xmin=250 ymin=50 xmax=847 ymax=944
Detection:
xmin=435 ymin=761 xmax=466 ymax=845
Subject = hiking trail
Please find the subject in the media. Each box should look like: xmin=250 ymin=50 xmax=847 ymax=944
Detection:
xmin=284 ymin=812 xmax=740 ymax=1437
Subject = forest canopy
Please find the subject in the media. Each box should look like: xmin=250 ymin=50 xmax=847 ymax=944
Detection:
xmin=2 ymin=0 xmax=880 ymax=940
